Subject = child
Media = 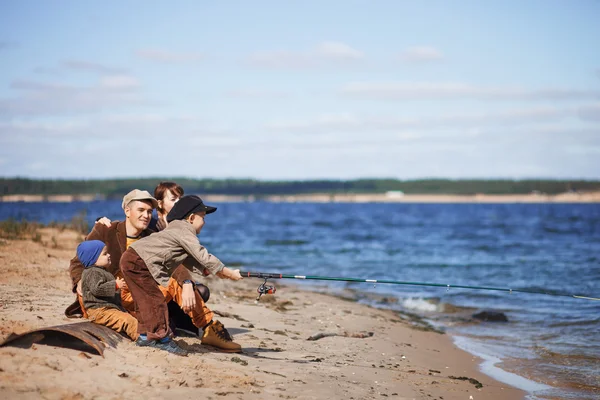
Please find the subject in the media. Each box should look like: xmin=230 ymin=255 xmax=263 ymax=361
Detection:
xmin=78 ymin=240 xmax=139 ymax=341
xmin=120 ymin=195 xmax=243 ymax=356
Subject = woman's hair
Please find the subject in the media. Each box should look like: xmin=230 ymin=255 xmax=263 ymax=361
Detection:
xmin=154 ymin=181 xmax=184 ymax=213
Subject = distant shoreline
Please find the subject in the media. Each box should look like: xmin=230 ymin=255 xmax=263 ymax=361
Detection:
xmin=2 ymin=191 xmax=600 ymax=203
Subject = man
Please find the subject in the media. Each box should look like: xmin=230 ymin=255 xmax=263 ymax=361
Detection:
xmin=69 ymin=189 xmax=157 ymax=312
xmin=67 ymin=189 xmax=238 ymax=351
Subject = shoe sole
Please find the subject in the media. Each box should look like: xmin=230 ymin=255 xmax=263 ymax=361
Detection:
xmin=201 ymin=343 xmax=242 ymax=353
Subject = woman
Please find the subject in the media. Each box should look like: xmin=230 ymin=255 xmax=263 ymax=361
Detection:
xmin=151 ymin=181 xmax=185 ymax=232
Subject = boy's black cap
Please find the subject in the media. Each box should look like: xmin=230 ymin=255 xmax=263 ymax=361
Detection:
xmin=167 ymin=195 xmax=217 ymax=222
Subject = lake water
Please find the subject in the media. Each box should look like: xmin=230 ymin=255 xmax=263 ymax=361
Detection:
xmin=1 ymin=201 xmax=599 ymax=399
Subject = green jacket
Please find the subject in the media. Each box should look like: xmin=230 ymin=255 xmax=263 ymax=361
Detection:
xmin=81 ymin=266 xmax=123 ymax=311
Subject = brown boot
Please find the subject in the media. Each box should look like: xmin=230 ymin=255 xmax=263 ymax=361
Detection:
xmin=201 ymin=320 xmax=242 ymax=353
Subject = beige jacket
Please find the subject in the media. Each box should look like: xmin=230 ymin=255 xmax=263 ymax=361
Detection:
xmin=129 ymin=219 xmax=225 ymax=286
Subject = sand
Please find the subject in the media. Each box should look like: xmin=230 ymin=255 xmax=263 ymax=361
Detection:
xmin=0 ymin=227 xmax=525 ymax=400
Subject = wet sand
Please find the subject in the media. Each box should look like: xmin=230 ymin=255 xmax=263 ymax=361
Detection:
xmin=0 ymin=228 xmax=526 ymax=399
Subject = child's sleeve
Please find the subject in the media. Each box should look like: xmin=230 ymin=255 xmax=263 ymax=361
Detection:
xmin=84 ymin=270 xmax=117 ymax=298
xmin=178 ymin=230 xmax=225 ymax=276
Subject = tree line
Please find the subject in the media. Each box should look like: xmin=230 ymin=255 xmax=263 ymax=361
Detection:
xmin=2 ymin=177 xmax=599 ymax=197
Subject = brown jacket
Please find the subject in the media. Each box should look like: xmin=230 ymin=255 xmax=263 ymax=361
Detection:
xmin=129 ymin=220 xmax=225 ymax=287
xmin=69 ymin=221 xmax=154 ymax=292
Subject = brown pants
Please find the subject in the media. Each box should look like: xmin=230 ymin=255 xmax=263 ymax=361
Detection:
xmin=125 ymin=274 xmax=213 ymax=329
xmin=86 ymin=307 xmax=139 ymax=341
xmin=120 ymin=248 xmax=170 ymax=340
xmin=120 ymin=248 xmax=214 ymax=340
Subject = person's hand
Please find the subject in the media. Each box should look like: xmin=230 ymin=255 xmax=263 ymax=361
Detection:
xmin=156 ymin=217 xmax=167 ymax=231
xmin=115 ymin=277 xmax=127 ymax=290
xmin=95 ymin=217 xmax=112 ymax=227
xmin=229 ymin=269 xmax=242 ymax=281
xmin=76 ymin=280 xmax=83 ymax=296
xmin=181 ymin=282 xmax=196 ymax=312
xmin=217 ymin=267 xmax=242 ymax=281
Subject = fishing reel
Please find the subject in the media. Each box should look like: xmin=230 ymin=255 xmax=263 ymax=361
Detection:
xmin=256 ymin=278 xmax=276 ymax=301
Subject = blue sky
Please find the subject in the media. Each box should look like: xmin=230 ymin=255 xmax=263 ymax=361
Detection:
xmin=1 ymin=0 xmax=599 ymax=180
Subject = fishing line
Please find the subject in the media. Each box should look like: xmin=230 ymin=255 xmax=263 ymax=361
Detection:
xmin=240 ymin=271 xmax=599 ymax=301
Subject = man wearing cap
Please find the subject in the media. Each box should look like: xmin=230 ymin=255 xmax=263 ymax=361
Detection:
xmin=68 ymin=189 xmax=159 ymax=315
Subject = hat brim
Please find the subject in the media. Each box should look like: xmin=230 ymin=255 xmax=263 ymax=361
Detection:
xmin=205 ymin=205 xmax=217 ymax=214
xmin=134 ymin=197 xmax=159 ymax=209
xmin=190 ymin=204 xmax=217 ymax=215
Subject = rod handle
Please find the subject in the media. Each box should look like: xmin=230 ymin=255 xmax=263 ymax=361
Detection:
xmin=240 ymin=271 xmax=283 ymax=279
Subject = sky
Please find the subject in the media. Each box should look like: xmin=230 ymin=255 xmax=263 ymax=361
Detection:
xmin=1 ymin=0 xmax=599 ymax=180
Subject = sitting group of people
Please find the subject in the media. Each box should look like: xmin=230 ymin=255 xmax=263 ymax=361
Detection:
xmin=69 ymin=182 xmax=242 ymax=356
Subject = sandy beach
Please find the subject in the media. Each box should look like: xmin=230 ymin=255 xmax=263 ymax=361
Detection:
xmin=0 ymin=227 xmax=526 ymax=400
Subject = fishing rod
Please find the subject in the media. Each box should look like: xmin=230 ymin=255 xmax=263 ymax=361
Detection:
xmin=240 ymin=271 xmax=599 ymax=302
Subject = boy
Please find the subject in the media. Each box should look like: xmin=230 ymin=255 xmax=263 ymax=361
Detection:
xmin=78 ymin=240 xmax=139 ymax=341
xmin=120 ymin=195 xmax=242 ymax=356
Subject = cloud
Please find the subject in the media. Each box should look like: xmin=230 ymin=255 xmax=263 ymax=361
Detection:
xmin=135 ymin=49 xmax=205 ymax=63
xmin=315 ymin=41 xmax=364 ymax=60
xmin=10 ymin=79 xmax=79 ymax=92
xmin=33 ymin=60 xmax=129 ymax=77
xmin=340 ymin=81 xmax=600 ymax=101
xmin=265 ymin=106 xmax=575 ymax=134
xmin=1 ymin=110 xmax=598 ymax=179
xmin=400 ymin=46 xmax=444 ymax=62
xmin=33 ymin=66 xmax=63 ymax=76
xmin=0 ymin=76 xmax=145 ymax=117
xmin=225 ymin=88 xmax=289 ymax=99
xmin=247 ymin=41 xmax=364 ymax=69
xmin=0 ymin=120 xmax=88 ymax=137
xmin=11 ymin=76 xmax=139 ymax=92
xmin=0 ymin=113 xmax=226 ymax=142
xmin=578 ymin=104 xmax=600 ymax=121
xmin=62 ymin=60 xmax=127 ymax=75
xmin=99 ymin=75 xmax=140 ymax=90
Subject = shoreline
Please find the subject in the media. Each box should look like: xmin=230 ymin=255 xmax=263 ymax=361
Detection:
xmin=0 ymin=227 xmax=526 ymax=399
xmin=451 ymin=336 xmax=551 ymax=394
xmin=307 ymin=285 xmax=561 ymax=399
xmin=304 ymin=284 xmax=589 ymax=400
xmin=1 ymin=190 xmax=600 ymax=203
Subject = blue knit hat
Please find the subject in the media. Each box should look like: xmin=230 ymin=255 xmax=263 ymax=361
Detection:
xmin=76 ymin=240 xmax=106 ymax=268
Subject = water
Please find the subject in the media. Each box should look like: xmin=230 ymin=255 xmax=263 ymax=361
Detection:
xmin=1 ymin=201 xmax=599 ymax=398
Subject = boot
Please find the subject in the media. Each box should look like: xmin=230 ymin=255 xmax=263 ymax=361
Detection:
xmin=201 ymin=320 xmax=242 ymax=353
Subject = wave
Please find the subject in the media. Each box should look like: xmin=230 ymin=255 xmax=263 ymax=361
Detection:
xmin=533 ymin=346 xmax=600 ymax=363
xmin=401 ymin=297 xmax=440 ymax=312
xmin=264 ymin=239 xmax=310 ymax=246
xmin=549 ymin=318 xmax=600 ymax=328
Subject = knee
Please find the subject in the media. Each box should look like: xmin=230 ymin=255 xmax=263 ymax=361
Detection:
xmin=195 ymin=284 xmax=210 ymax=303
